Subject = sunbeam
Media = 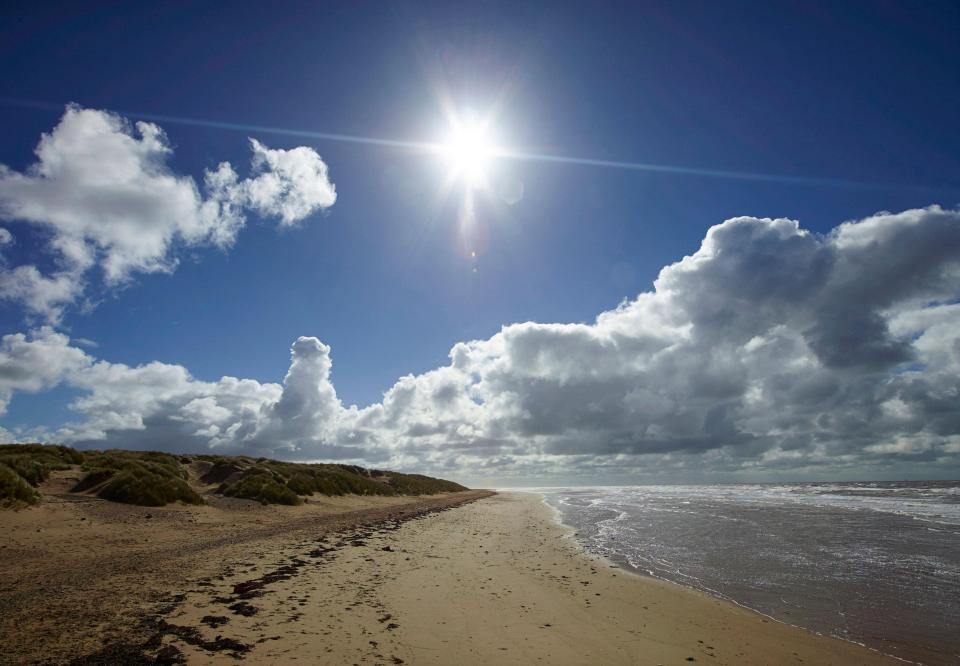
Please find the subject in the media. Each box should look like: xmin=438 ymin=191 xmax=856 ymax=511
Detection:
xmin=0 ymin=96 xmax=954 ymax=195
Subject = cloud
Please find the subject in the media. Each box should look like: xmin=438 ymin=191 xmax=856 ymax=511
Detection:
xmin=0 ymin=105 xmax=336 ymax=322
xmin=0 ymin=327 xmax=91 ymax=415
xmin=0 ymin=326 xmax=283 ymax=449
xmin=1 ymin=206 xmax=958 ymax=481
xmin=252 ymin=337 xmax=342 ymax=443
xmin=0 ymin=265 xmax=83 ymax=324
xmin=0 ymin=329 xmax=354 ymax=458
xmin=244 ymin=139 xmax=337 ymax=225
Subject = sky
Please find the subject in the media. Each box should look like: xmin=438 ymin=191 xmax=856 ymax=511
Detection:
xmin=0 ymin=1 xmax=959 ymax=486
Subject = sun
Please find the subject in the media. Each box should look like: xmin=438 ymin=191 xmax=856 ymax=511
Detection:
xmin=439 ymin=117 xmax=496 ymax=188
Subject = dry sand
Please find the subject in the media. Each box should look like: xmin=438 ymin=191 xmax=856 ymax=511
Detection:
xmin=0 ymin=467 xmax=490 ymax=665
xmin=0 ymin=480 xmax=902 ymax=665
xmin=152 ymin=491 xmax=898 ymax=666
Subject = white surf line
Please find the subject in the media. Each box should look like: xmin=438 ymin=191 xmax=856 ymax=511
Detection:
xmin=525 ymin=488 xmax=923 ymax=666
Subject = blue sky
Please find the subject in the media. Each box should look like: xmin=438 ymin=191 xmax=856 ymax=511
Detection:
xmin=1 ymin=2 xmax=959 ymax=483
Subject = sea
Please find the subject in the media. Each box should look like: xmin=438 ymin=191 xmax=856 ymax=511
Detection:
xmin=535 ymin=482 xmax=960 ymax=665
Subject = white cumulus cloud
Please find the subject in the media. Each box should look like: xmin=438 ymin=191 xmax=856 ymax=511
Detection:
xmin=0 ymin=105 xmax=336 ymax=322
xmin=244 ymin=139 xmax=337 ymax=225
xmin=1 ymin=206 xmax=959 ymax=483
xmin=0 ymin=327 xmax=92 ymax=415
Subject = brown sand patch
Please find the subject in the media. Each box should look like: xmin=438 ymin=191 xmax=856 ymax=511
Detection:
xmin=0 ymin=482 xmax=490 ymax=664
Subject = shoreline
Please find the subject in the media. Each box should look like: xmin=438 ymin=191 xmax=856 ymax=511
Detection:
xmin=530 ymin=490 xmax=919 ymax=665
xmin=0 ymin=488 xmax=908 ymax=665
xmin=147 ymin=491 xmax=897 ymax=665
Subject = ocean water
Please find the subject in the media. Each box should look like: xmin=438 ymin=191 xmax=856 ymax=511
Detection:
xmin=537 ymin=482 xmax=960 ymax=665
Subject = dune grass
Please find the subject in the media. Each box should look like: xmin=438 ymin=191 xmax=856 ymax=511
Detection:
xmin=0 ymin=443 xmax=86 ymax=508
xmin=379 ymin=471 xmax=467 ymax=495
xmin=0 ymin=463 xmax=38 ymax=508
xmin=213 ymin=459 xmax=467 ymax=504
xmin=221 ymin=466 xmax=303 ymax=505
xmin=0 ymin=443 xmax=466 ymax=508
xmin=74 ymin=450 xmax=203 ymax=507
xmin=0 ymin=443 xmax=84 ymax=486
xmin=267 ymin=461 xmax=398 ymax=497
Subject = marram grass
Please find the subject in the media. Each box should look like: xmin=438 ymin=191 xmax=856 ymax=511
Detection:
xmin=0 ymin=443 xmax=466 ymax=508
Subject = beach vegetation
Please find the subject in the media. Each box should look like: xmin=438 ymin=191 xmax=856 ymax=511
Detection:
xmin=73 ymin=449 xmax=203 ymax=507
xmin=0 ymin=462 xmax=39 ymax=508
xmin=0 ymin=443 xmax=85 ymax=486
xmin=0 ymin=442 xmax=466 ymax=508
xmin=221 ymin=467 xmax=302 ymax=505
xmin=215 ymin=459 xmax=467 ymax=501
xmin=0 ymin=443 xmax=88 ymax=507
xmin=382 ymin=472 xmax=466 ymax=495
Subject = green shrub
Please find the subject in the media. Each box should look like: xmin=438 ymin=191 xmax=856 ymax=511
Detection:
xmin=0 ymin=444 xmax=466 ymax=508
xmin=71 ymin=468 xmax=118 ymax=493
xmin=73 ymin=449 xmax=202 ymax=506
xmin=383 ymin=472 xmax=467 ymax=495
xmin=82 ymin=450 xmax=186 ymax=477
xmin=0 ymin=443 xmax=85 ymax=487
xmin=222 ymin=468 xmax=301 ymax=505
xmin=217 ymin=459 xmax=466 ymax=502
xmin=0 ymin=443 xmax=84 ymax=465
xmin=96 ymin=467 xmax=202 ymax=507
xmin=266 ymin=461 xmax=394 ymax=497
xmin=0 ymin=463 xmax=38 ymax=508
xmin=0 ymin=456 xmax=49 ymax=486
xmin=285 ymin=472 xmax=315 ymax=496
xmin=199 ymin=461 xmax=246 ymax=485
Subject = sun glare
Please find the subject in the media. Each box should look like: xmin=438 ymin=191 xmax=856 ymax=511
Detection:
xmin=440 ymin=118 xmax=496 ymax=188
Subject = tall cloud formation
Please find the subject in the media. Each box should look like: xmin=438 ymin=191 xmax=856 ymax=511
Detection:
xmin=0 ymin=106 xmax=336 ymax=322
xmin=1 ymin=206 xmax=959 ymax=482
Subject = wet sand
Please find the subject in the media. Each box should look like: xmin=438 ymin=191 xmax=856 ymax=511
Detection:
xmin=1 ymin=484 xmax=901 ymax=665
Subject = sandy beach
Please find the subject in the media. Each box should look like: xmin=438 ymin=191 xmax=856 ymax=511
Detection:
xmin=3 ymin=5 xmax=957 ymax=664
xmin=1 ymin=480 xmax=905 ymax=665
xmin=0 ymin=466 xmax=489 ymax=665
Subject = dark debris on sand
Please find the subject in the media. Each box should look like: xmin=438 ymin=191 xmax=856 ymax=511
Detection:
xmin=62 ymin=492 xmax=491 ymax=665
xmin=227 ymin=601 xmax=259 ymax=617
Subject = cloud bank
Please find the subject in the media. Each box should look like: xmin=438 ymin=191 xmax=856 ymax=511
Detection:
xmin=2 ymin=206 xmax=958 ymax=482
xmin=0 ymin=105 xmax=336 ymax=322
